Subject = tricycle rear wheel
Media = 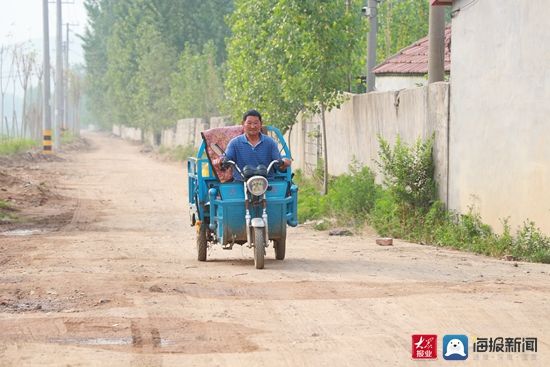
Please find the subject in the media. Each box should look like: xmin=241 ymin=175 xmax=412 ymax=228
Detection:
xmin=274 ymin=234 xmax=286 ymax=260
xmin=197 ymin=222 xmax=208 ymax=261
xmin=253 ymin=228 xmax=265 ymax=269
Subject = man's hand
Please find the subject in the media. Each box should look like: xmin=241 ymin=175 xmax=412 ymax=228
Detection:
xmin=212 ymin=157 xmax=222 ymax=169
xmin=212 ymin=157 xmax=229 ymax=170
xmin=278 ymin=158 xmax=292 ymax=171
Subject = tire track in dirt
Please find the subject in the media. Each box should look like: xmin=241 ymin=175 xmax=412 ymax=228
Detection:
xmin=0 ymin=317 xmax=260 ymax=355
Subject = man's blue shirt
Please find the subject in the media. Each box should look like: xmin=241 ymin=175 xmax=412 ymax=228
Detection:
xmin=225 ymin=133 xmax=281 ymax=181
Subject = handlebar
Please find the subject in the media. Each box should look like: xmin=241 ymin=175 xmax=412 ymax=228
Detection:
xmin=220 ymin=159 xmax=284 ymax=180
xmin=267 ymin=159 xmax=284 ymax=174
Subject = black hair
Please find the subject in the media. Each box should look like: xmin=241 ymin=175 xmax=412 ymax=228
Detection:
xmin=242 ymin=109 xmax=262 ymax=122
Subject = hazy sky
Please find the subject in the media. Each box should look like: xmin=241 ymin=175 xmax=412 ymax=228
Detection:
xmin=0 ymin=0 xmax=88 ymax=64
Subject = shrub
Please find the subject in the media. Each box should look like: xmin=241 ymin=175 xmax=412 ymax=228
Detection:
xmin=326 ymin=162 xmax=380 ymax=224
xmin=511 ymin=221 xmax=550 ymax=263
xmin=371 ymin=135 xmax=438 ymax=238
xmin=370 ymin=189 xmax=402 ymax=237
xmin=377 ymin=135 xmax=436 ymax=210
xmin=433 ymin=208 xmax=495 ymax=252
xmin=293 ymin=169 xmax=328 ymax=221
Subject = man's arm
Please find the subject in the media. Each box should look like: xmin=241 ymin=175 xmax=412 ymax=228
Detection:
xmin=269 ymin=139 xmax=291 ymax=168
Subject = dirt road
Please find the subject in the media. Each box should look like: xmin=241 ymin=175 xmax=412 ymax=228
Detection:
xmin=0 ymin=132 xmax=548 ymax=366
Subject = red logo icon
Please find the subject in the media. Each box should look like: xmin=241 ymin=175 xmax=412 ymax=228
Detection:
xmin=412 ymin=334 xmax=438 ymax=359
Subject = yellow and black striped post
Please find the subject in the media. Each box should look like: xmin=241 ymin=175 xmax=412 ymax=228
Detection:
xmin=43 ymin=129 xmax=53 ymax=154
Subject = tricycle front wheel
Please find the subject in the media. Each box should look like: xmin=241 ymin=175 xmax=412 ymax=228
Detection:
xmin=253 ymin=228 xmax=265 ymax=269
xmin=197 ymin=222 xmax=208 ymax=261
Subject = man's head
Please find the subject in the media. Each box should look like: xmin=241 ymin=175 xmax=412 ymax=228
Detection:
xmin=242 ymin=109 xmax=262 ymax=138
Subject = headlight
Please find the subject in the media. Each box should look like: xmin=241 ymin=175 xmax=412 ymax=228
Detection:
xmin=246 ymin=176 xmax=269 ymax=196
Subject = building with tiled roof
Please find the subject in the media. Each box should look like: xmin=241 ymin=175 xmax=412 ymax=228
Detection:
xmin=373 ymin=26 xmax=451 ymax=91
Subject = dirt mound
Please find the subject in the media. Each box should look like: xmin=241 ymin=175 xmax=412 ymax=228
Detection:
xmin=0 ymin=138 xmax=90 ymax=232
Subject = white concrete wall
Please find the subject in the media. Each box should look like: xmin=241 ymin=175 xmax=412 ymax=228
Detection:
xmin=449 ymin=0 xmax=550 ymax=234
xmin=161 ymin=118 xmax=213 ymax=148
xmin=112 ymin=125 xmax=121 ymax=136
xmin=114 ymin=117 xmax=232 ymax=149
xmin=375 ymin=75 xmax=427 ymax=91
xmin=210 ymin=116 xmax=232 ymax=129
xmin=288 ymin=83 xmax=450 ymax=203
xmin=174 ymin=119 xmax=194 ymax=147
xmin=161 ymin=128 xmax=176 ymax=148
xmin=113 ymin=125 xmax=142 ymax=142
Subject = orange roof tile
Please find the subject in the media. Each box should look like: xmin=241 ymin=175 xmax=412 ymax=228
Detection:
xmin=373 ymin=26 xmax=451 ymax=75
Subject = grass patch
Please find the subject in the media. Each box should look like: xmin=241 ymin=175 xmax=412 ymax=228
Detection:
xmin=0 ymin=137 xmax=38 ymax=155
xmin=0 ymin=200 xmax=12 ymax=210
xmin=61 ymin=130 xmax=76 ymax=144
xmin=0 ymin=211 xmax=17 ymax=222
xmin=0 ymin=199 xmax=17 ymax=223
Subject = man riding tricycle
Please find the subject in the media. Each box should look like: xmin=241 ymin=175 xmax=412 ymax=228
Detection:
xmin=187 ymin=110 xmax=298 ymax=269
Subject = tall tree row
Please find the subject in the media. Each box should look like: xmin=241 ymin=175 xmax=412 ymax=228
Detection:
xmin=82 ymin=0 xmax=429 ymax=132
xmin=81 ymin=0 xmax=231 ymax=130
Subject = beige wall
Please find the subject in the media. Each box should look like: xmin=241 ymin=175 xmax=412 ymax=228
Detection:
xmin=449 ymin=0 xmax=550 ymax=234
xmin=375 ymin=75 xmax=427 ymax=91
xmin=114 ymin=117 xmax=229 ymax=149
xmin=170 ymin=118 xmax=208 ymax=149
xmin=112 ymin=125 xmax=142 ymax=142
xmin=288 ymin=83 xmax=450 ymax=203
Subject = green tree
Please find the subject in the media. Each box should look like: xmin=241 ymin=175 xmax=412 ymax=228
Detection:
xmin=377 ymin=0 xmax=430 ymax=62
xmin=133 ymin=20 xmax=177 ymax=133
xmin=82 ymin=0 xmax=116 ymax=128
xmin=82 ymin=0 xmax=232 ymax=129
xmin=225 ymin=0 xmax=295 ymax=128
xmin=171 ymin=41 xmax=224 ymax=120
xmin=152 ymin=0 xmax=234 ymax=64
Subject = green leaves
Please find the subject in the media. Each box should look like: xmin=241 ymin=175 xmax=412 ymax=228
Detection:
xmin=377 ymin=0 xmax=430 ymax=63
xmin=171 ymin=41 xmax=224 ymax=120
xmin=82 ymin=0 xmax=231 ymax=130
xmin=225 ymin=0 xmax=366 ymax=130
xmin=133 ymin=19 xmax=177 ymax=130
xmin=377 ymin=135 xmax=436 ymax=210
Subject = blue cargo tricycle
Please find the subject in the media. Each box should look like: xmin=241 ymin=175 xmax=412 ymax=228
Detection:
xmin=187 ymin=125 xmax=298 ymax=269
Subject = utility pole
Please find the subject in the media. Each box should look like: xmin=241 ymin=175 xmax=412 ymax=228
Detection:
xmin=42 ymin=0 xmax=52 ymax=154
xmin=65 ymin=22 xmax=69 ymax=133
xmin=55 ymin=0 xmax=63 ymax=150
xmin=428 ymin=3 xmax=446 ymax=83
xmin=366 ymin=0 xmax=379 ymax=92
xmin=345 ymin=0 xmax=352 ymax=92
xmin=63 ymin=22 xmax=79 ymax=137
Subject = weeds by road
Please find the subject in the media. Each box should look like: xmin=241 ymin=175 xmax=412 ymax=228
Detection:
xmin=296 ymin=136 xmax=550 ymax=264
